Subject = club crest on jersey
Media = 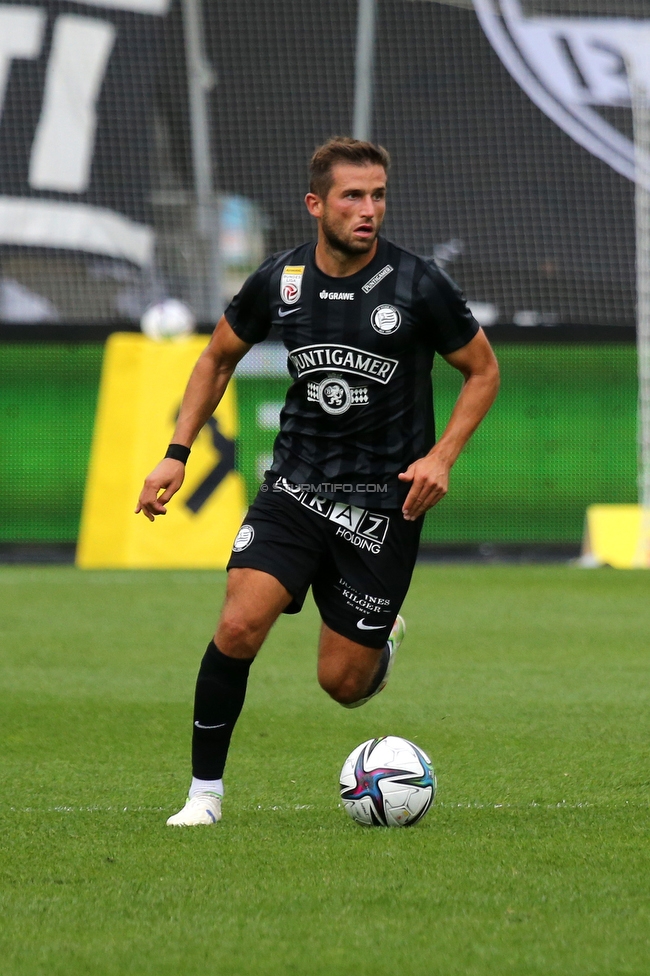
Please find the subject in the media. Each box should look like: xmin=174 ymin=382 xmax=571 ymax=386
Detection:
xmin=280 ymin=266 xmax=305 ymax=305
xmin=371 ymin=304 xmax=401 ymax=335
xmin=232 ymin=524 xmax=254 ymax=551
xmin=307 ymin=376 xmax=369 ymax=415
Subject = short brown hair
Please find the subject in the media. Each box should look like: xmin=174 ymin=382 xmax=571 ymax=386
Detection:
xmin=309 ymin=136 xmax=391 ymax=199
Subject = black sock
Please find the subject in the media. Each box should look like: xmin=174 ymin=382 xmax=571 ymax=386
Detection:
xmin=191 ymin=640 xmax=254 ymax=780
xmin=364 ymin=643 xmax=391 ymax=697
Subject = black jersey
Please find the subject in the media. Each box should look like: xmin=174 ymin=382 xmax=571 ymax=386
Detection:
xmin=225 ymin=236 xmax=479 ymax=509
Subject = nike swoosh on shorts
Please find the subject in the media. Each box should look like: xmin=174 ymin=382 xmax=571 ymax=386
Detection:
xmin=357 ymin=619 xmax=385 ymax=630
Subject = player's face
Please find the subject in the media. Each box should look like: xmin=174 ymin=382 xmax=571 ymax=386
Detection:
xmin=317 ymin=163 xmax=387 ymax=256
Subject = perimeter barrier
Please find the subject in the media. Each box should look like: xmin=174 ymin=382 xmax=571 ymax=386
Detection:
xmin=0 ymin=327 xmax=637 ymax=551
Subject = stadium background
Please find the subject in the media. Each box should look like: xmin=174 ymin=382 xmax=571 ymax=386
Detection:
xmin=0 ymin=0 xmax=641 ymax=553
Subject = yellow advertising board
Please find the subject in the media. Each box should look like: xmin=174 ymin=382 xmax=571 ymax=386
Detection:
xmin=581 ymin=504 xmax=650 ymax=569
xmin=77 ymin=333 xmax=246 ymax=568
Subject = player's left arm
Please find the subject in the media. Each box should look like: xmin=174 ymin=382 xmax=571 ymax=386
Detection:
xmin=398 ymin=329 xmax=499 ymax=521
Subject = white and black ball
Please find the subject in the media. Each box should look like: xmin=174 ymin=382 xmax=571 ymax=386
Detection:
xmin=340 ymin=736 xmax=436 ymax=827
xmin=140 ymin=299 xmax=196 ymax=340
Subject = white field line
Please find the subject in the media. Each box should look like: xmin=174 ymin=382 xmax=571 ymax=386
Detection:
xmin=7 ymin=804 xmax=315 ymax=813
xmin=4 ymin=800 xmax=646 ymax=814
xmin=434 ymin=800 xmax=644 ymax=810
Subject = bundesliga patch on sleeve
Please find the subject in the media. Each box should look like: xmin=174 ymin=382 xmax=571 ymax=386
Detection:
xmin=280 ymin=266 xmax=305 ymax=305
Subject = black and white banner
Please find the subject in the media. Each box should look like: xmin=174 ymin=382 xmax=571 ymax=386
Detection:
xmin=474 ymin=0 xmax=650 ymax=189
xmin=0 ymin=0 xmax=169 ymax=266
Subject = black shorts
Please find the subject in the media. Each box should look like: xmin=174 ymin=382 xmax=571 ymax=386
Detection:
xmin=227 ymin=477 xmax=423 ymax=649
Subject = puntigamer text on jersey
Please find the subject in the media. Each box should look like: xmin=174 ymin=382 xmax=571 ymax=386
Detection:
xmin=289 ymin=344 xmax=398 ymax=384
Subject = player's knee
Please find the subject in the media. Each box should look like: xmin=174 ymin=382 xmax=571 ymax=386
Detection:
xmin=318 ymin=667 xmax=365 ymax=705
xmin=216 ymin=611 xmax=263 ymax=657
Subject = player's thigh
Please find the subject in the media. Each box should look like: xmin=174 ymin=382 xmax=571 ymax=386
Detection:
xmin=215 ymin=567 xmax=293 ymax=657
xmin=227 ymin=482 xmax=325 ymax=615
xmin=312 ymin=508 xmax=422 ymax=651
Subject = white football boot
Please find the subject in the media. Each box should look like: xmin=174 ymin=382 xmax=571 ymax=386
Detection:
xmin=344 ymin=614 xmax=406 ymax=709
xmin=166 ymin=793 xmax=222 ymax=826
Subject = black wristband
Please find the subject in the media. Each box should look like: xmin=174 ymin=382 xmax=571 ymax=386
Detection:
xmin=165 ymin=443 xmax=191 ymax=464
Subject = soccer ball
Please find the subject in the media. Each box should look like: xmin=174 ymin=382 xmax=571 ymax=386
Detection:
xmin=140 ymin=299 xmax=196 ymax=340
xmin=340 ymin=736 xmax=436 ymax=827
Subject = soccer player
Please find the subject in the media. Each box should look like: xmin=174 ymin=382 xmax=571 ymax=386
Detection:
xmin=136 ymin=137 xmax=499 ymax=826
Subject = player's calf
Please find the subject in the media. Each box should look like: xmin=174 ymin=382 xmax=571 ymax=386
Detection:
xmin=342 ymin=614 xmax=406 ymax=709
xmin=317 ymin=616 xmax=406 ymax=707
xmin=319 ymin=668 xmax=373 ymax=705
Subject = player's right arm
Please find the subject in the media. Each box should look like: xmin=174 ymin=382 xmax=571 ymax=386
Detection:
xmin=135 ymin=316 xmax=251 ymax=521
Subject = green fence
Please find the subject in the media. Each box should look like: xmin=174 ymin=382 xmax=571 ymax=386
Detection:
xmin=427 ymin=344 xmax=637 ymax=542
xmin=0 ymin=343 xmax=104 ymax=542
xmin=0 ymin=340 xmax=637 ymax=545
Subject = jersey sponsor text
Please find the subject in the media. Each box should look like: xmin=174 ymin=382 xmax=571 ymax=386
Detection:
xmin=273 ymin=478 xmax=390 ymax=553
xmin=289 ymin=343 xmax=398 ymax=384
xmin=362 ymin=264 xmax=394 ymax=294
xmin=319 ymin=290 xmax=355 ymax=300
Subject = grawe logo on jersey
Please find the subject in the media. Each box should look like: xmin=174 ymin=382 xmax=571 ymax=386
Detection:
xmin=280 ymin=266 xmax=305 ymax=305
xmin=319 ymin=290 xmax=355 ymax=300
xmin=473 ymin=0 xmax=650 ymax=188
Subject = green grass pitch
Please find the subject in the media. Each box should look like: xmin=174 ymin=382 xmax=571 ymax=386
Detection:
xmin=1 ymin=564 xmax=649 ymax=975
